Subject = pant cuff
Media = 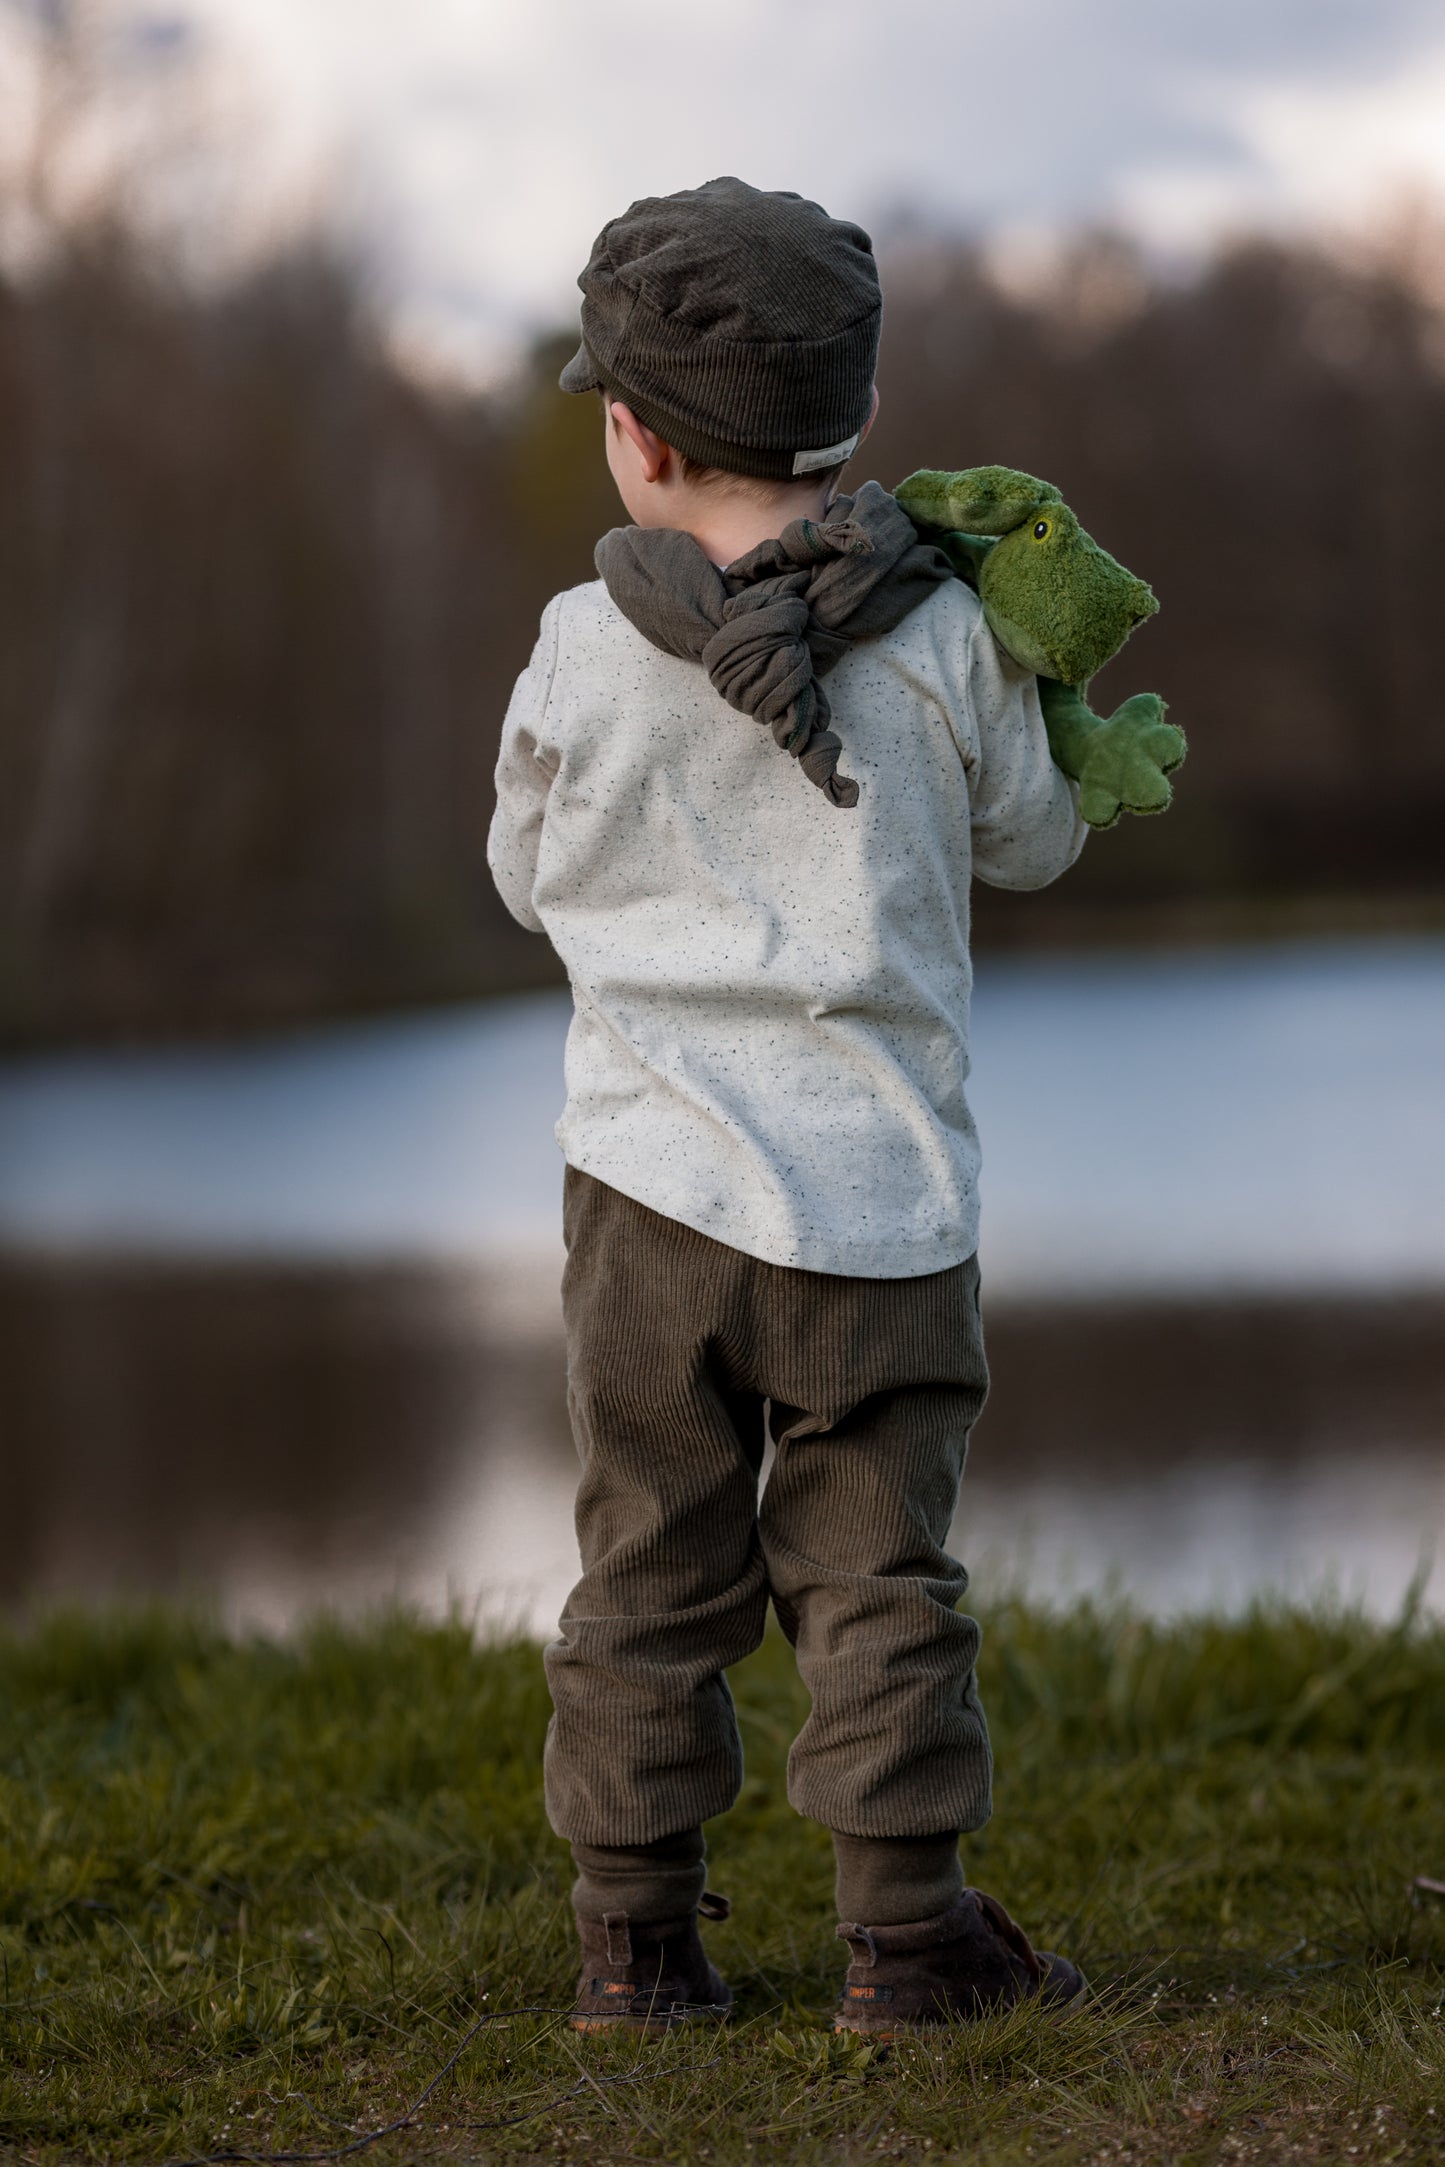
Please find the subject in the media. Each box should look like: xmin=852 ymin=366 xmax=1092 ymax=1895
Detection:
xmin=571 ymin=1829 xmax=708 ymax=1924
xmin=832 ymin=1830 xmax=964 ymax=1926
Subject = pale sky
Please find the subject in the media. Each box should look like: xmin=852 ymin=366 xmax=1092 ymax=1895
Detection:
xmin=10 ymin=0 xmax=1445 ymax=379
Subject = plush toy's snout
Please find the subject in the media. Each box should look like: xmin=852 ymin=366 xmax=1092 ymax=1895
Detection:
xmin=975 ymin=517 xmax=1157 ymax=686
xmin=895 ymin=464 xmax=1061 ymax=538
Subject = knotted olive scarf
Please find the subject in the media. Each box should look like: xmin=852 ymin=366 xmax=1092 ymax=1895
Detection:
xmin=595 ymin=481 xmax=954 ymax=808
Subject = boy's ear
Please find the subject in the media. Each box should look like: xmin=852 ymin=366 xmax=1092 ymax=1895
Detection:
xmin=608 ymin=399 xmax=670 ymax=483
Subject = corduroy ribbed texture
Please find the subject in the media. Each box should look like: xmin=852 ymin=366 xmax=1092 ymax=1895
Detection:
xmin=543 ymin=1169 xmax=994 ymax=1850
xmin=582 ymin=339 xmax=877 ymax=480
xmin=559 ymin=177 xmax=881 ymax=480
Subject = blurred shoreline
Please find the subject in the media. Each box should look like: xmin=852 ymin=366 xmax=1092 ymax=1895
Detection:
xmin=5 ymin=1252 xmax=1440 ymax=1627
xmin=5 ymin=943 xmax=1441 ymax=1626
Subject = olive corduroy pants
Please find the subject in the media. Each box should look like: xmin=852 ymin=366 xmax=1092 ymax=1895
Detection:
xmin=543 ymin=1170 xmax=994 ymax=1869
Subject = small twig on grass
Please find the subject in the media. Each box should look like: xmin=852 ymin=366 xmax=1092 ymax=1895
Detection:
xmin=1409 ymin=1875 xmax=1445 ymax=1905
xmin=161 ymin=2008 xmax=722 ymax=2167
xmin=1221 ymin=2044 xmax=1298 ymax=2079
xmin=456 ymin=2054 xmax=723 ymax=2136
xmin=260 ymin=2093 xmax=355 ymax=2134
xmin=364 ymin=1928 xmax=396 ymax=1999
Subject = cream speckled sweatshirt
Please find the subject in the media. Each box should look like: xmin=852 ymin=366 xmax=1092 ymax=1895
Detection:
xmin=487 ymin=574 xmax=1084 ymax=1277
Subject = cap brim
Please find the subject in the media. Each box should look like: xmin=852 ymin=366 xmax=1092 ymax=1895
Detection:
xmin=558 ymin=341 xmax=602 ymax=394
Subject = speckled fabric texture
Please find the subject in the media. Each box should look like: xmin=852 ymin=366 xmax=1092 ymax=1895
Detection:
xmin=594 ymin=481 xmax=955 ymax=806
xmin=488 ymin=573 xmax=1084 ymax=1279
xmin=543 ymin=1168 xmax=993 ymax=1849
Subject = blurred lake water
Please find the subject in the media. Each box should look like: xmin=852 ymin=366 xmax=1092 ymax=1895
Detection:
xmin=2 ymin=938 xmax=1442 ymax=1628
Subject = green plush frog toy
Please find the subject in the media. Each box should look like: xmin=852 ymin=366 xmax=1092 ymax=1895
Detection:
xmin=895 ymin=466 xmax=1185 ymax=830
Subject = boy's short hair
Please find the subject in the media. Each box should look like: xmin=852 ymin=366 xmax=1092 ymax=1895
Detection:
xmin=561 ymin=176 xmax=879 ymax=484
xmin=600 ymin=390 xmax=847 ymax=500
xmin=677 ymin=449 xmax=848 ymax=499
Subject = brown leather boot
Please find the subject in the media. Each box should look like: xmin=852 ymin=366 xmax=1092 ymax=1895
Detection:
xmin=570 ymin=1891 xmax=733 ymax=2033
xmin=835 ymin=1888 xmax=1086 ymax=2037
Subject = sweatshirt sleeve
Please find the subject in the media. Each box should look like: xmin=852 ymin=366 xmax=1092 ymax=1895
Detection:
xmin=964 ymin=614 xmax=1087 ymax=892
xmin=486 ymin=598 xmax=562 ymax=934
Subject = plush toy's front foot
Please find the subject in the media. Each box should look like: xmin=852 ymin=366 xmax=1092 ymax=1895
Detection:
xmin=1075 ymin=694 xmax=1186 ymax=830
xmin=1036 ymin=680 xmax=1186 ymax=830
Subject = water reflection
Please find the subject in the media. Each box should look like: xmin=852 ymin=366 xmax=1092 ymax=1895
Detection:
xmin=4 ymin=1258 xmax=1440 ymax=1628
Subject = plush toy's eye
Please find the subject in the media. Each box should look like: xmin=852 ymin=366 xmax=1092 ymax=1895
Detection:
xmin=1032 ymin=519 xmax=1051 ymax=540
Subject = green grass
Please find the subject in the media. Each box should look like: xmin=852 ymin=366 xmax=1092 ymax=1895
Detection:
xmin=2 ymin=1597 xmax=1443 ymax=2166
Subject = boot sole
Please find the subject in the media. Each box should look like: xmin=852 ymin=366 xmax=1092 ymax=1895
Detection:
xmin=834 ymin=1969 xmax=1089 ymax=2039
xmin=570 ymin=2003 xmax=731 ymax=2036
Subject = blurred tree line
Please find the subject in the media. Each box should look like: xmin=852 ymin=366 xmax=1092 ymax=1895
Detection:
xmin=3 ymin=196 xmax=1445 ymax=1042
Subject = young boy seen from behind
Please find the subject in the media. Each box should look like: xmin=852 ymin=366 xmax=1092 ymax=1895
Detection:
xmin=487 ymin=176 xmax=1087 ymax=2035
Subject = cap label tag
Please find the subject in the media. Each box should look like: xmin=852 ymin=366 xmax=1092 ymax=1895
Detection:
xmin=792 ymin=432 xmax=860 ymax=476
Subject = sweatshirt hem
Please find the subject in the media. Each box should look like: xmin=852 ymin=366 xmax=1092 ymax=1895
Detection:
xmin=560 ymin=1146 xmax=978 ymax=1282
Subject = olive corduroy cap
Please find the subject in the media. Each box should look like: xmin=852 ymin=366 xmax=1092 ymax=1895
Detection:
xmin=560 ymin=176 xmax=881 ymax=482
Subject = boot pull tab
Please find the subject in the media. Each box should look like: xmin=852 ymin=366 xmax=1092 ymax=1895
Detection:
xmin=972 ymin=1889 xmax=1046 ymax=1982
xmin=698 ymin=1890 xmax=731 ymax=1923
xmin=835 ymin=1921 xmax=879 ymax=1967
xmin=603 ymin=1911 xmax=632 ymax=1966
